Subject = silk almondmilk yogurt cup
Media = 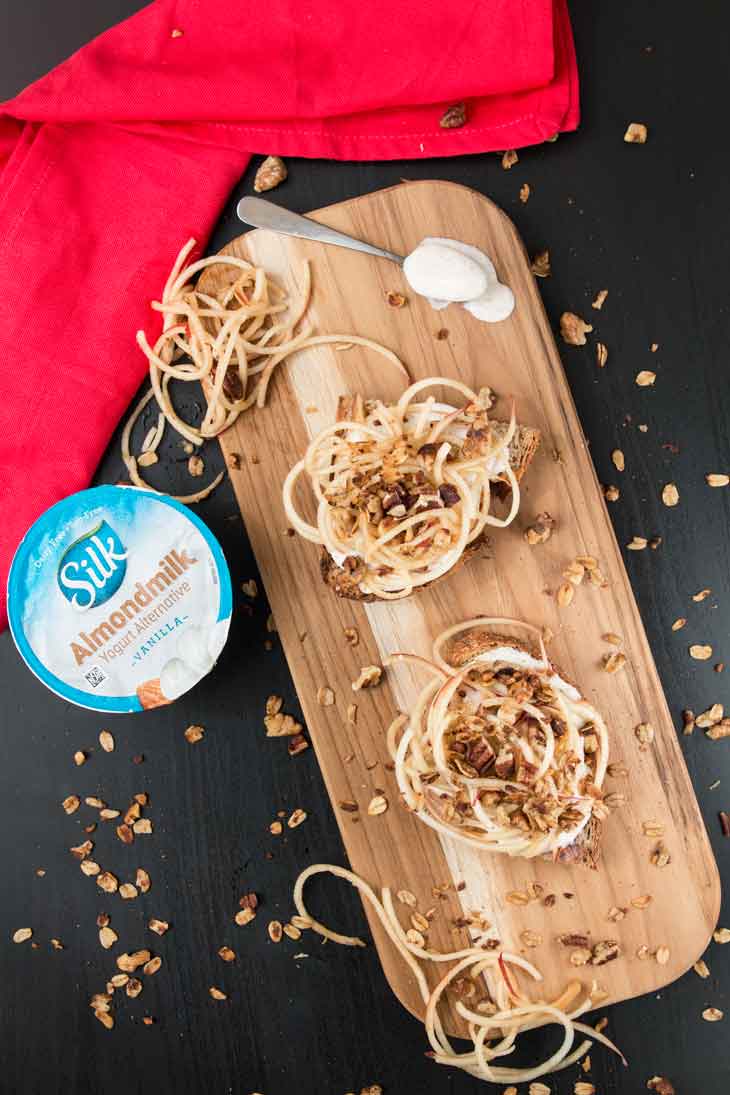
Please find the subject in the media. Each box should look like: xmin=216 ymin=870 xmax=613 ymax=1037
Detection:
xmin=7 ymin=485 xmax=232 ymax=713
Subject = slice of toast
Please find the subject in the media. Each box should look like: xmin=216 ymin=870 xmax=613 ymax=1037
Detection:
xmin=319 ymin=410 xmax=540 ymax=602
xmin=442 ymin=628 xmax=602 ymax=870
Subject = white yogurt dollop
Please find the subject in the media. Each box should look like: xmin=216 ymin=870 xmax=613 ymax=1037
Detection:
xmin=402 ymin=236 xmax=514 ymax=323
xmin=403 ymin=242 xmax=488 ymax=302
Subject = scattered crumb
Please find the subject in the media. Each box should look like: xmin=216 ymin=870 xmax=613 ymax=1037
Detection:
xmin=530 ymin=250 xmax=551 ymax=278
xmin=661 ymin=483 xmax=679 ymax=507
xmin=254 ymin=156 xmax=287 ymax=193
xmin=624 ymin=122 xmax=648 ymax=143
xmin=636 ymin=370 xmax=656 ymax=387
xmin=560 ymin=312 xmax=593 ymax=346
xmin=439 ymin=103 xmax=466 ymax=129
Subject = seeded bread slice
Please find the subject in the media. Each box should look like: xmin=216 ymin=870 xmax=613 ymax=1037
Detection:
xmin=319 ymin=399 xmax=540 ymax=602
xmin=442 ymin=627 xmax=602 ymax=870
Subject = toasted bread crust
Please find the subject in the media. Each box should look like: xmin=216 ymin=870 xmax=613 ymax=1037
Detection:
xmin=556 ymin=816 xmax=602 ymax=870
xmin=318 ymin=529 xmax=491 ymax=602
xmin=320 ymin=418 xmax=540 ymax=601
xmin=445 ymin=629 xmax=546 ymax=671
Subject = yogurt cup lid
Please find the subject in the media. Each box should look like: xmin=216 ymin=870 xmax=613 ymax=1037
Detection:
xmin=7 ymin=485 xmax=232 ymax=713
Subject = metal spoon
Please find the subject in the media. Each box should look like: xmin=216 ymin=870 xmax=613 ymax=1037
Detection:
xmin=236 ymin=196 xmax=404 ymax=266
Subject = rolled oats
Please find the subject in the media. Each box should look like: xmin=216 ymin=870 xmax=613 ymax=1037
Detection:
xmin=556 ymin=582 xmax=574 ymax=607
xmin=367 ymin=794 xmax=388 ymax=816
xmin=635 ymin=722 xmax=655 ymax=748
xmin=520 ymin=930 xmax=543 ymax=947
xmin=702 ymin=1007 xmax=723 ymax=1021
xmin=661 ymin=483 xmax=679 ymax=507
xmin=268 ymin=920 xmax=283 ymax=943
xmin=117 ymin=950 xmax=151 ymax=972
xmin=99 ymin=926 xmax=118 ymax=949
xmin=603 ymin=652 xmax=626 ymax=674
xmin=97 ymin=871 xmax=119 ymax=893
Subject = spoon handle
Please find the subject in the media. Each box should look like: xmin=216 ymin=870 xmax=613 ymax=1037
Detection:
xmin=236 ymin=196 xmax=404 ymax=266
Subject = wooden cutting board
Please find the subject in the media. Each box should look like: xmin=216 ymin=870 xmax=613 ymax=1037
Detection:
xmin=199 ymin=181 xmax=720 ymax=1032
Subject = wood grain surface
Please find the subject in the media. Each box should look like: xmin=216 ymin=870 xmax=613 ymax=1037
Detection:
xmin=198 ymin=181 xmax=721 ymax=1029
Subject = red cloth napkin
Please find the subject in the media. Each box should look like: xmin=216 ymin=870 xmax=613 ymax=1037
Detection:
xmin=0 ymin=0 xmax=578 ymax=629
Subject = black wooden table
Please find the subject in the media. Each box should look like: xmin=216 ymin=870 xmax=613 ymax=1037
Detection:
xmin=1 ymin=3 xmax=728 ymax=1093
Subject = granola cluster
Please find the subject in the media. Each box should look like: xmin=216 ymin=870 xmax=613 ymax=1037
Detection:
xmin=427 ymin=662 xmax=605 ymax=844
xmin=388 ymin=629 xmax=610 ymax=859
xmin=284 ymin=378 xmax=529 ymax=599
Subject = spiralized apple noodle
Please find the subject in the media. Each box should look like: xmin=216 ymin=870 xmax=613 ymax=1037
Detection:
xmin=124 ymin=237 xmax=407 ymax=503
xmin=282 ymin=378 xmax=523 ymax=599
xmin=384 ymin=617 xmax=609 ymax=857
xmin=294 ymin=863 xmax=626 ymax=1084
